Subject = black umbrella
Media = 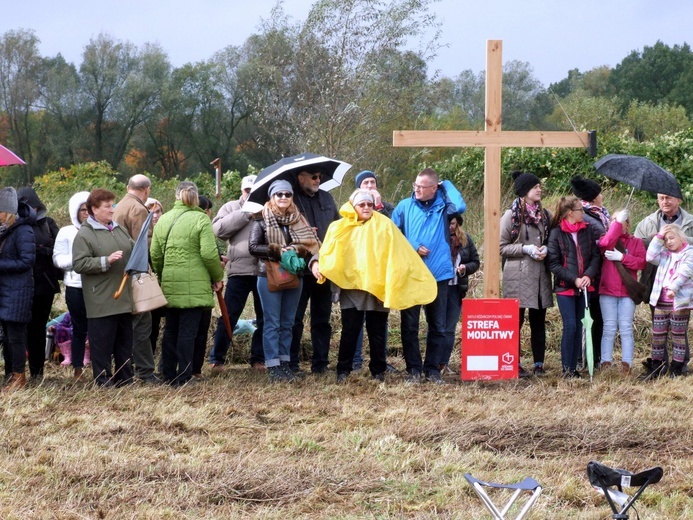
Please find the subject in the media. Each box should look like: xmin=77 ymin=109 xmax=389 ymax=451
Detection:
xmin=243 ymin=153 xmax=352 ymax=214
xmin=114 ymin=211 xmax=153 ymax=299
xmin=594 ymin=154 xmax=683 ymax=205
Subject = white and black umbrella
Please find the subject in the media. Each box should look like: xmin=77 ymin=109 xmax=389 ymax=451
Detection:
xmin=242 ymin=153 xmax=352 ymax=213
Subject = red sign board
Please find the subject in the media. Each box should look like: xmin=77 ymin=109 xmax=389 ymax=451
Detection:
xmin=461 ymin=298 xmax=520 ymax=381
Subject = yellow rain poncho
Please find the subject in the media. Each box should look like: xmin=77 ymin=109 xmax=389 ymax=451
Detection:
xmin=318 ymin=201 xmax=437 ymax=310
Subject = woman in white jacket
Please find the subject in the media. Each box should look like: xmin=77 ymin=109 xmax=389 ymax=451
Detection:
xmin=52 ymin=191 xmax=90 ymax=380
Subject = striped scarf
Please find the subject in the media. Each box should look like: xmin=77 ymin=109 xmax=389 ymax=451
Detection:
xmin=262 ymin=204 xmax=320 ymax=255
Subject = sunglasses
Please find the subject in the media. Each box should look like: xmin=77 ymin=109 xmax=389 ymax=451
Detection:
xmin=301 ymin=173 xmax=322 ymax=181
xmin=355 ymin=202 xmax=374 ymax=208
xmin=274 ymin=192 xmax=293 ymax=199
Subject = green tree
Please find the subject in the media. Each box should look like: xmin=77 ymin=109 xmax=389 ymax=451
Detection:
xmin=610 ymin=41 xmax=693 ymax=115
xmin=80 ymin=33 xmax=169 ymax=170
xmin=0 ymin=29 xmax=42 ymax=183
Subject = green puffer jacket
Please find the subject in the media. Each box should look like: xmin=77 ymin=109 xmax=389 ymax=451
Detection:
xmin=72 ymin=218 xmax=134 ymax=319
xmin=150 ymin=201 xmax=224 ymax=309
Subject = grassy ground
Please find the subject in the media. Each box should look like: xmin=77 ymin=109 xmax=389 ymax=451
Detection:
xmin=1 ymin=339 xmax=691 ymax=519
xmin=1 ymin=188 xmax=691 ymax=519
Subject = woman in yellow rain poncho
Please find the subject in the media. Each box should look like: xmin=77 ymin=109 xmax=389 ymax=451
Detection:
xmin=316 ymin=189 xmax=437 ymax=383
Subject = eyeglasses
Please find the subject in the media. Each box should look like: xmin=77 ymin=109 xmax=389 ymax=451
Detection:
xmin=78 ymin=208 xmax=89 ymax=213
xmin=572 ymin=207 xmax=584 ymax=212
xmin=412 ymin=183 xmax=436 ymax=190
xmin=355 ymin=202 xmax=374 ymax=208
xmin=274 ymin=192 xmax=293 ymax=199
xmin=300 ymin=173 xmax=322 ymax=181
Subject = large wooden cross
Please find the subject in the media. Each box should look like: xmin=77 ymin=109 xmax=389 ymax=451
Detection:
xmin=394 ymin=40 xmax=595 ymax=298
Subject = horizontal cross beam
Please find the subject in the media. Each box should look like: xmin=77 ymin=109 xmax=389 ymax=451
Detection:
xmin=393 ymin=130 xmax=593 ymax=149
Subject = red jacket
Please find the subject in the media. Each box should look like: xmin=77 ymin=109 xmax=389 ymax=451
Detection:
xmin=598 ymin=222 xmax=647 ymax=297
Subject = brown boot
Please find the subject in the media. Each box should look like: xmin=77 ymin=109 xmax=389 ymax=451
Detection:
xmin=3 ymin=372 xmax=26 ymax=392
xmin=621 ymin=362 xmax=631 ymax=375
xmin=73 ymin=368 xmax=84 ymax=382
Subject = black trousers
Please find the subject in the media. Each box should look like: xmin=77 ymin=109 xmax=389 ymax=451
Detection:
xmin=290 ymin=274 xmax=333 ymax=372
xmin=336 ymin=308 xmax=388 ymax=377
xmin=519 ymin=307 xmax=547 ymax=365
xmin=162 ymin=307 xmax=203 ymax=385
xmin=2 ymin=321 xmax=28 ymax=374
xmin=88 ymin=313 xmax=133 ymax=386
xmin=27 ymin=293 xmax=56 ymax=377
xmin=192 ymin=309 xmax=212 ymax=375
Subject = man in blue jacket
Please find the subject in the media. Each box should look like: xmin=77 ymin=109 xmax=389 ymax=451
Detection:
xmin=392 ymin=168 xmax=466 ymax=384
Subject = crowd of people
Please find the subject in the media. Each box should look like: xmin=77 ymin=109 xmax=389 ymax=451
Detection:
xmin=0 ymin=166 xmax=690 ymax=390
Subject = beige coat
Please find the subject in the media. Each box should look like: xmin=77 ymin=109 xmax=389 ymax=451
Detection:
xmin=499 ymin=208 xmax=554 ymax=309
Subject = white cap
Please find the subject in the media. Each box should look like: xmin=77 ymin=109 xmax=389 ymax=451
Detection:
xmin=241 ymin=175 xmax=257 ymax=190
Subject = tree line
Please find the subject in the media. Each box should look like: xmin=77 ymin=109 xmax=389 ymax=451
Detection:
xmin=1 ymin=0 xmax=692 ymax=190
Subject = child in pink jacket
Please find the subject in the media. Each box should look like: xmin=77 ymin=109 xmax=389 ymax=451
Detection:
xmin=598 ymin=209 xmax=647 ymax=373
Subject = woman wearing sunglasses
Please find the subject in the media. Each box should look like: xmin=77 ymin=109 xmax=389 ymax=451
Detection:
xmin=318 ymin=189 xmax=436 ymax=384
xmin=249 ymin=180 xmax=321 ymax=383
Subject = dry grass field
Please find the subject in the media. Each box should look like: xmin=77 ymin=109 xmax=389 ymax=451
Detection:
xmin=0 ymin=301 xmax=691 ymax=519
xmin=1 ymin=188 xmax=691 ymax=519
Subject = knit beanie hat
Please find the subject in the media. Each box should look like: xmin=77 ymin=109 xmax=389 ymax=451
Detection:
xmin=350 ymin=189 xmax=375 ymax=206
xmin=268 ymin=179 xmax=293 ymax=198
xmin=512 ymin=171 xmax=541 ymax=197
xmin=571 ymin=176 xmax=601 ymax=202
xmin=355 ymin=170 xmax=377 ymax=188
xmin=0 ymin=187 xmax=18 ymax=214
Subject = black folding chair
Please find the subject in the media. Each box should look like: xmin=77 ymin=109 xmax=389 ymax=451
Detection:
xmin=464 ymin=473 xmax=542 ymax=519
xmin=587 ymin=461 xmax=664 ymax=519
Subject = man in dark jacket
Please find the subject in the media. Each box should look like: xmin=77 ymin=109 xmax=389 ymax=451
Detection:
xmin=291 ymin=170 xmax=340 ymax=374
xmin=17 ymin=186 xmax=60 ymax=380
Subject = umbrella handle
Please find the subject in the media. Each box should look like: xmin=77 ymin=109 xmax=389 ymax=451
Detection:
xmin=114 ymin=273 xmax=129 ymax=299
xmin=583 ymin=288 xmax=589 ymax=309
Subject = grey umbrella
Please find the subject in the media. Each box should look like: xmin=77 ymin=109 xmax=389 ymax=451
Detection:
xmin=594 ymin=154 xmax=683 ymax=205
xmin=114 ymin=211 xmax=153 ymax=299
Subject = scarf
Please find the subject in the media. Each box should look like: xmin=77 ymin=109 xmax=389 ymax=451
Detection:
xmin=583 ymin=202 xmax=611 ymax=231
xmin=262 ymin=204 xmax=320 ymax=255
xmin=559 ymin=219 xmax=587 ymax=234
xmin=509 ymin=198 xmax=549 ymax=243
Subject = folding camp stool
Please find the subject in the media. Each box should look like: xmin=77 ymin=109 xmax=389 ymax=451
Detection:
xmin=464 ymin=473 xmax=542 ymax=520
xmin=587 ymin=461 xmax=664 ymax=519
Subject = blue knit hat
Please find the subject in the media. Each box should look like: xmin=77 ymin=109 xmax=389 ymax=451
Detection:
xmin=355 ymin=170 xmax=377 ymax=188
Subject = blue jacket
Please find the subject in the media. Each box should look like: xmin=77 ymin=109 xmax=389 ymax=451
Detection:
xmin=0 ymin=201 xmax=36 ymax=323
xmin=392 ymin=180 xmax=466 ymax=281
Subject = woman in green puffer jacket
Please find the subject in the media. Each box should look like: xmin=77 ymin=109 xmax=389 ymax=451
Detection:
xmin=150 ymin=181 xmax=224 ymax=386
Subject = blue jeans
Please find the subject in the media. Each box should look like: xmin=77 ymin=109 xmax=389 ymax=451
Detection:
xmin=400 ymin=280 xmax=449 ymax=376
xmin=556 ymin=293 xmax=585 ymax=372
xmin=600 ymin=295 xmax=636 ymax=365
xmin=209 ymin=275 xmax=265 ymax=366
xmin=258 ymin=276 xmax=303 ymax=368
xmin=442 ymin=284 xmax=465 ymax=366
xmin=162 ymin=307 xmax=204 ymax=385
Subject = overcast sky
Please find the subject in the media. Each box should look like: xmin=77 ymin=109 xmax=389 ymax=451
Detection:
xmin=3 ymin=0 xmax=692 ymax=87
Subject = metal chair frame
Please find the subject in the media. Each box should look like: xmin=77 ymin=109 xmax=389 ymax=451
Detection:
xmin=587 ymin=461 xmax=664 ymax=520
xmin=464 ymin=473 xmax=542 ymax=520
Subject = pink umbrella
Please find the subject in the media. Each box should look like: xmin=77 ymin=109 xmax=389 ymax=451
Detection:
xmin=0 ymin=144 xmax=26 ymax=166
